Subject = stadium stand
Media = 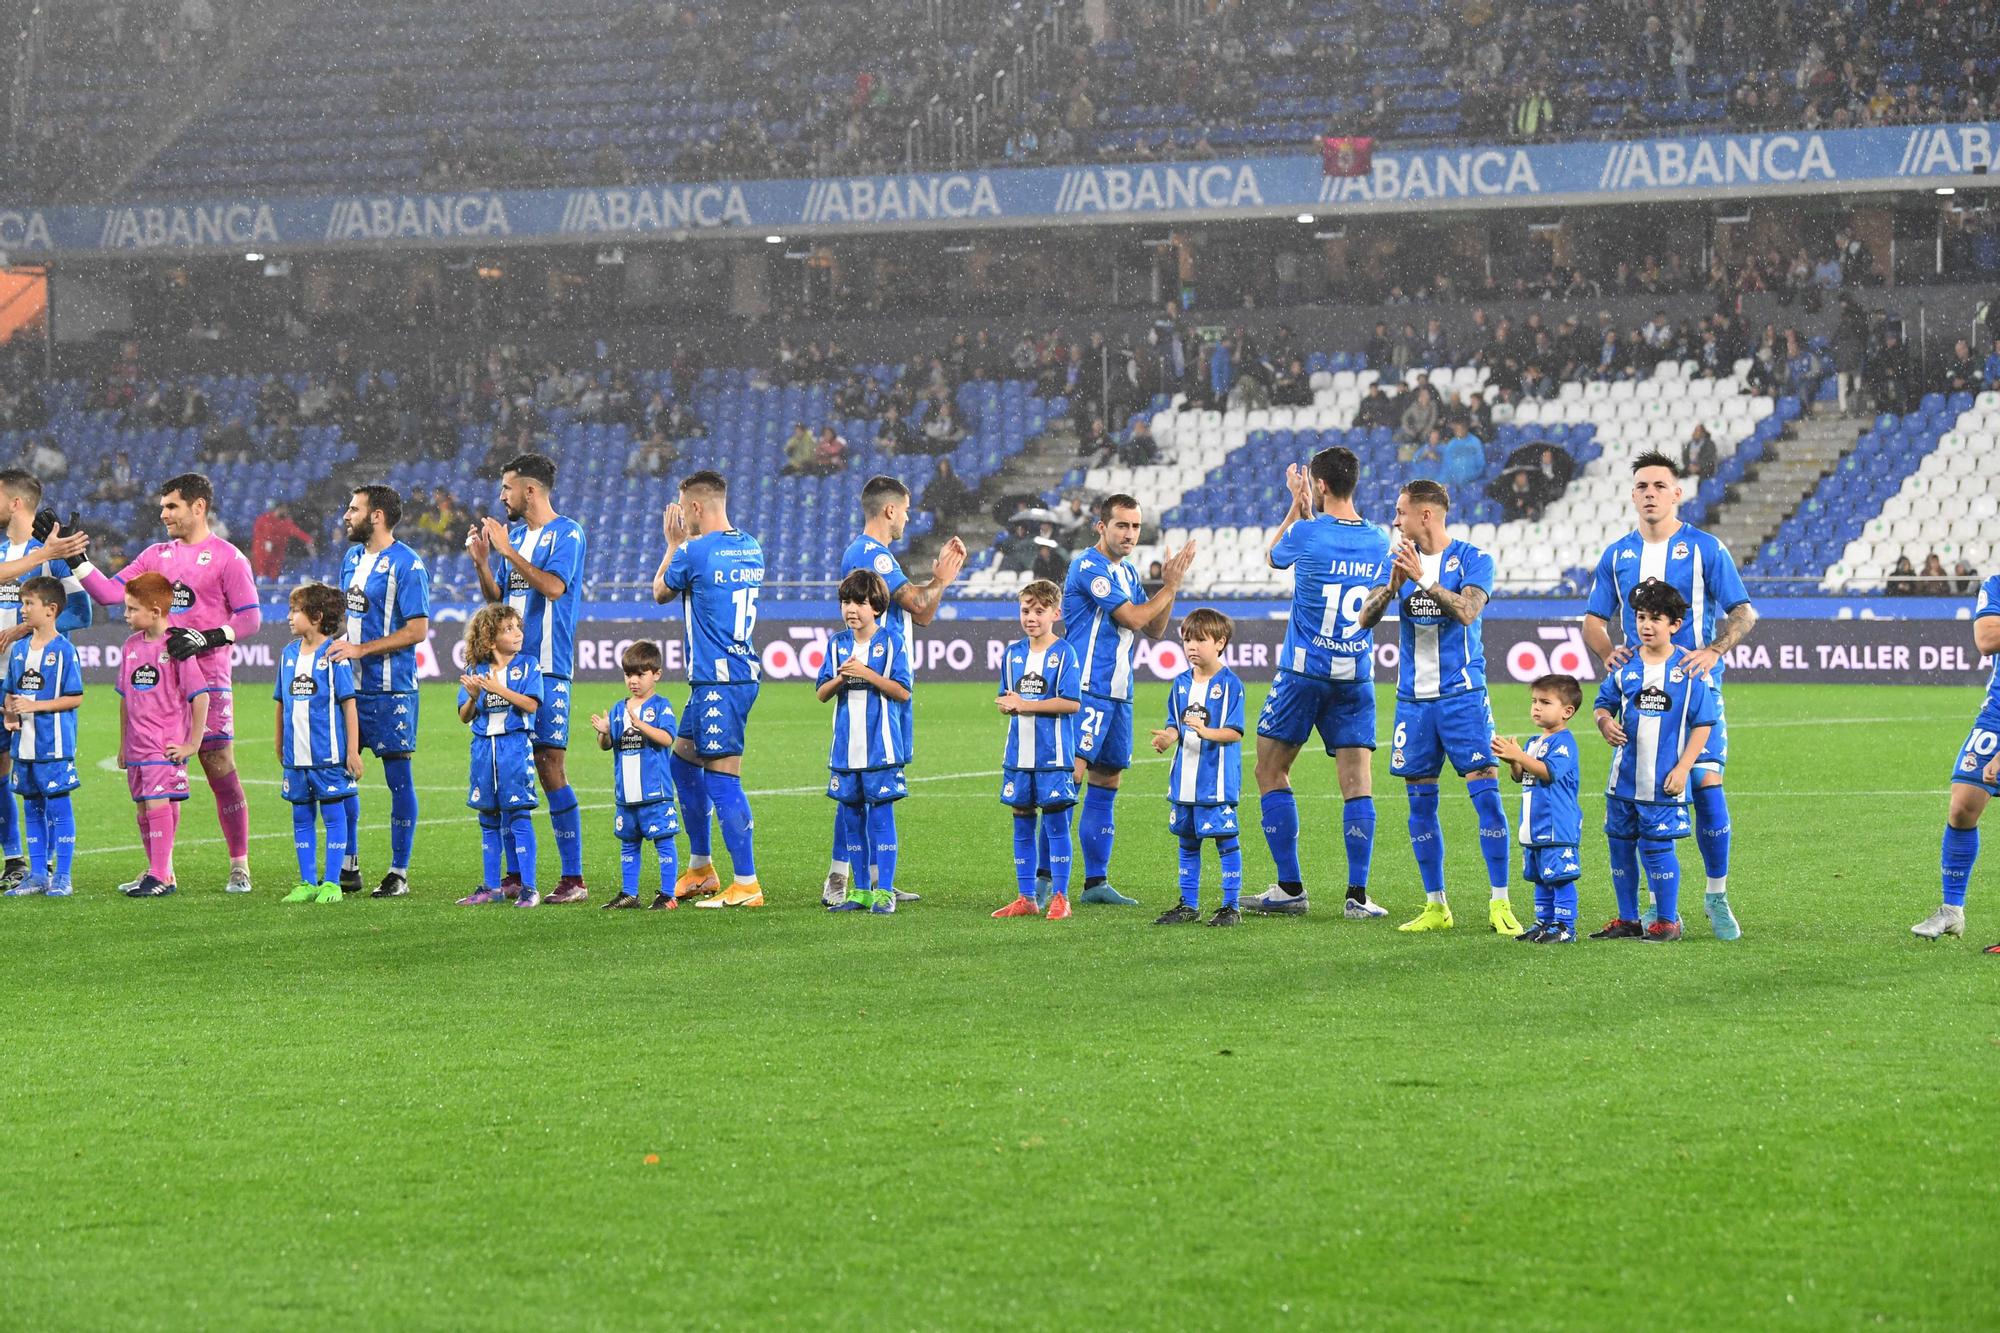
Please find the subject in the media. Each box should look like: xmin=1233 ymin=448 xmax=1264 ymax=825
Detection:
xmin=13 ymin=0 xmax=1998 ymax=199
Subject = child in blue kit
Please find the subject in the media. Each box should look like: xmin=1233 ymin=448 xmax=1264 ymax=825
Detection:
xmin=274 ymin=583 xmax=361 ymax=905
xmin=1589 ymin=579 xmax=1718 ymax=943
xmin=1149 ymin=608 xmax=1247 ymax=927
xmin=816 ymin=569 xmax=914 ymax=916
xmin=591 ymin=639 xmax=682 ymax=911
xmin=1 ymin=576 xmax=84 ymax=898
xmin=991 ymin=579 xmax=1081 ymax=921
xmin=1493 ymin=673 xmax=1584 ymax=943
xmin=455 ymin=604 xmax=545 ymax=908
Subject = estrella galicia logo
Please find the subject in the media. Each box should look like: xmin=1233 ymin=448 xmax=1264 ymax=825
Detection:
xmin=130 ymin=663 xmax=160 ymax=689
xmin=171 ymin=582 xmax=196 ymax=612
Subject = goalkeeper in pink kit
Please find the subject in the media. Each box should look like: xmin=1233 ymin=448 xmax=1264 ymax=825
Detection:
xmin=75 ymin=473 xmax=262 ymax=892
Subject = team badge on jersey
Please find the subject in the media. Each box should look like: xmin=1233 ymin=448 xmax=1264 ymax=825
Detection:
xmin=1091 ymin=576 xmax=1111 ymax=599
xmin=873 ymin=553 xmax=894 ymax=576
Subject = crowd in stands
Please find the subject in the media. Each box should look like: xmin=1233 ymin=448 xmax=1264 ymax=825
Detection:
xmin=20 ymin=0 xmax=2000 ymax=201
xmin=1886 ymin=551 xmax=1980 ymax=597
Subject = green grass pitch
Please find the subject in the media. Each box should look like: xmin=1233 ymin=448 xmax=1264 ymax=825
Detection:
xmin=2 ymin=678 xmax=1996 ymax=1328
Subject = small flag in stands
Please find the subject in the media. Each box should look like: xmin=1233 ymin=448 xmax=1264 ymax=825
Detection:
xmin=1322 ymin=136 xmax=1373 ymax=177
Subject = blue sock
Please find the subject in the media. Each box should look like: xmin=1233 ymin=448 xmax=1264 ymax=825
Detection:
xmin=502 ymin=822 xmax=520 ymax=879
xmin=1035 ymin=808 xmax=1055 ymax=879
xmin=1079 ymin=784 xmax=1117 ymax=882
xmin=1343 ymin=795 xmax=1375 ymax=891
xmin=1641 ymin=837 xmax=1679 ymax=923
xmin=707 ymin=772 xmax=757 ymax=880
xmin=1942 ymin=824 xmax=1979 ymax=908
xmin=620 ymin=838 xmax=642 ymax=896
xmin=383 ymin=756 xmax=417 ymax=872
xmin=671 ymin=753 xmax=713 ymax=860
xmin=291 ymin=800 xmax=317 ymax=883
xmin=547 ymin=785 xmax=583 ymax=879
xmin=834 ymin=801 xmax=864 ymax=880
xmin=1608 ymin=835 xmax=1640 ymax=920
xmin=45 ymin=793 xmax=73 ymax=880
xmin=479 ymin=812 xmax=503 ymax=888
xmin=0 ymin=782 xmax=18 ymax=859
xmin=21 ymin=793 xmax=46 ymax=877
xmin=1219 ymin=836 xmax=1242 ymax=907
xmin=1467 ymin=777 xmax=1512 ymax=892
xmin=509 ymin=811 xmax=539 ymax=890
xmin=1012 ymin=814 xmax=1038 ymax=899
xmin=1407 ymin=783 xmax=1445 ymax=898
xmin=867 ymin=802 xmax=898 ymax=895
xmin=1533 ymin=883 xmax=1554 ymax=924
xmin=1178 ymin=835 xmax=1202 ymax=907
xmin=654 ymin=837 xmax=678 ymax=896
xmin=1259 ymin=787 xmax=1302 ymax=886
xmin=321 ymin=798 xmax=349 ymax=886
xmin=339 ymin=793 xmax=360 ymax=870
xmin=1691 ymin=782 xmax=1731 ymax=883
xmin=1042 ymin=808 xmax=1074 ymax=896
xmin=1554 ymin=882 xmax=1578 ymax=925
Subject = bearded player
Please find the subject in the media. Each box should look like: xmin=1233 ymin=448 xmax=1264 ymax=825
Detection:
xmin=73 ymin=472 xmax=261 ymax=892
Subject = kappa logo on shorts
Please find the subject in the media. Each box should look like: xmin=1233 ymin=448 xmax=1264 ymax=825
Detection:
xmin=704 ymin=707 xmax=721 ymax=718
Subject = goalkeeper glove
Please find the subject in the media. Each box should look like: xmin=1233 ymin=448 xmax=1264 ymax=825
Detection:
xmin=30 ymin=508 xmax=78 ymax=543
xmin=166 ymin=626 xmax=235 ymax=660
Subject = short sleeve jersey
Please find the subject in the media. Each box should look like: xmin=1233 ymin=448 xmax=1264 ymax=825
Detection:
xmin=117 ymin=632 xmax=205 ymax=764
xmin=1000 ymin=637 xmax=1081 ymax=771
xmin=608 ymin=694 xmax=677 ymax=806
xmin=818 ymin=627 xmax=914 ymax=772
xmin=493 ymin=516 xmax=587 ymax=681
xmin=1398 ymin=538 xmax=1495 ymax=701
xmin=840 ymin=534 xmax=914 ymax=649
xmin=273 ymin=640 xmax=356 ymax=768
xmin=1517 ymin=728 xmax=1582 ymax=845
xmin=1594 ymin=647 xmax=1721 ymax=804
xmin=112 ymin=535 xmax=258 ymax=692
xmin=1165 ymin=667 xmax=1245 ymax=807
xmin=5 ymin=633 xmax=82 ymax=761
xmin=662 ymin=529 xmax=765 ymax=685
xmin=1062 ymin=546 xmax=1142 ymax=702
xmin=342 ymin=539 xmax=431 ymax=694
xmin=459 ymin=654 xmax=545 ymax=738
xmin=1586 ymin=522 xmax=1750 ymax=688
xmin=1270 ymin=515 xmax=1392 ymax=681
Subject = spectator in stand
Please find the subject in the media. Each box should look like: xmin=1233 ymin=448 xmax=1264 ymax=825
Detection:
xmin=920 ymin=458 xmax=972 ymax=527
xmin=24 ymin=435 xmax=67 ymax=481
xmin=1365 ymin=323 xmax=1394 ymax=371
xmin=1143 ymin=560 xmax=1166 ymax=599
xmin=874 ymin=404 xmax=916 ymax=456
xmin=1954 ymin=558 xmax=1981 ymax=597
xmin=922 ymin=398 xmax=966 ymax=451
xmin=1943 ymin=339 xmax=1982 ymax=394
xmin=1834 ymin=294 xmax=1870 ymax=415
xmin=250 ymin=502 xmax=315 ymax=580
xmin=1684 ymin=424 xmax=1719 ymax=482
xmin=416 ymin=488 xmax=464 ymax=556
xmin=1887 ymin=553 xmax=1918 ymax=595
xmin=781 ymin=422 xmax=816 ymax=477
xmin=1398 ymin=375 xmax=1440 ymax=444
xmin=1118 ymin=418 xmax=1158 ymax=467
xmin=1054 ymin=493 xmax=1093 ymax=546
xmin=90 ymin=449 xmax=141 ymax=503
xmin=1918 ymin=553 xmax=1953 ymax=597
xmin=625 ymin=423 xmax=679 ymax=479
xmin=1493 ymin=467 xmax=1544 ymax=521
xmin=1868 ymin=329 xmax=1914 ymax=415
xmin=1271 ymin=358 xmax=1313 ymax=408
xmin=200 ymin=416 xmax=254 ymax=465
xmin=998 ymin=522 xmax=1040 ymax=574
xmin=812 ymin=426 xmax=848 ymax=476
xmin=1355 ymin=382 xmax=1400 ymax=429
xmin=1441 ymin=419 xmax=1486 ymax=489
xmin=1077 ymin=416 xmax=1116 ymax=468
xmin=1986 ymin=337 xmax=2000 ymax=389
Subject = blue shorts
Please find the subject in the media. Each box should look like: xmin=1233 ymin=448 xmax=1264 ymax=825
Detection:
xmin=1951 ymin=708 xmax=2000 ymax=793
xmin=1075 ymin=692 xmax=1132 ymax=771
xmin=1257 ymin=671 xmax=1377 ymax=754
xmin=355 ymin=691 xmax=419 ymax=756
xmin=531 ymin=677 xmax=572 ymax=749
xmin=679 ymin=681 xmax=758 ymax=759
xmin=1169 ymin=802 xmax=1240 ymax=840
xmin=1001 ymin=768 xmax=1077 ymax=811
xmin=468 ymin=731 xmax=539 ymax=812
xmin=1522 ymin=843 xmax=1582 ymax=885
xmin=10 ymin=758 xmax=79 ymax=797
xmin=282 ymin=765 xmax=357 ymax=805
xmin=1391 ymin=691 xmax=1498 ymax=778
xmin=828 ymin=767 xmax=908 ymax=805
xmin=1604 ymin=794 xmax=1691 ymax=841
xmin=1695 ymin=691 xmax=1728 ymax=771
xmin=614 ymin=800 xmax=681 ymax=843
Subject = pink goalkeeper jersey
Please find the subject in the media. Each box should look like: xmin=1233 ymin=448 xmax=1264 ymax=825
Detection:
xmin=84 ymin=534 xmax=260 ymax=692
xmin=116 ymin=631 xmax=206 ymax=765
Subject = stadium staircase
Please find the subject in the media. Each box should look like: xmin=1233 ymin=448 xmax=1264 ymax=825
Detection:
xmin=1705 ymin=415 xmax=1867 ymax=577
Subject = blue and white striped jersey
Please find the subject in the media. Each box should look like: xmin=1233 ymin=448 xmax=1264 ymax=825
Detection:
xmin=5 ymin=632 xmax=82 ymax=761
xmin=0 ymin=536 xmax=91 ymax=634
xmin=1976 ymin=574 xmax=2000 ymax=714
xmin=458 ymin=654 xmax=545 ymax=738
xmin=1000 ymin=637 xmax=1081 ymax=771
xmin=608 ymin=693 xmax=676 ymax=806
xmin=1062 ymin=546 xmax=1142 ymax=701
xmin=1397 ymin=538 xmax=1493 ymax=701
xmin=818 ymin=627 xmax=913 ymax=772
xmin=1270 ymin=515 xmax=1392 ymax=681
xmin=273 ymin=639 xmax=356 ymax=768
xmin=1585 ymin=522 xmax=1750 ymax=688
xmin=492 ymin=515 xmax=586 ymax=680
xmin=662 ymin=529 xmax=765 ymax=685
xmin=1594 ymin=648 xmax=1720 ymax=805
xmin=839 ymin=534 xmax=913 ymax=648
xmin=1165 ymin=666 xmax=1245 ymax=807
xmin=341 ymin=539 xmax=430 ymax=694
xmin=1516 ymin=728 xmax=1582 ymax=846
